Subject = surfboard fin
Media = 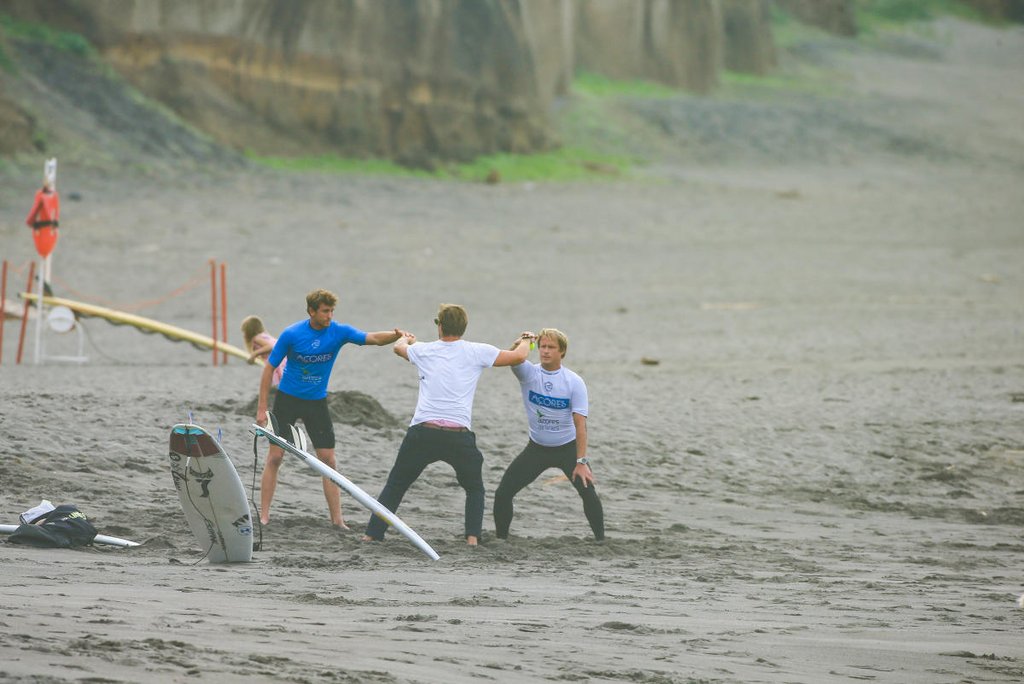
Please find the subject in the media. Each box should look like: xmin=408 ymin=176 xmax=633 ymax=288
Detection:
xmin=259 ymin=411 xmax=309 ymax=452
xmin=265 ymin=410 xmax=281 ymax=438
xmin=290 ymin=424 xmax=310 ymax=453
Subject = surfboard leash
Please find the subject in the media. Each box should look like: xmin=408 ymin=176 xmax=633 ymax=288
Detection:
xmin=183 ymin=461 xmax=215 ymax=565
xmin=249 ymin=433 xmax=263 ymax=552
xmin=181 ymin=421 xmax=216 ymax=565
xmin=76 ymin=319 xmax=120 ymax=362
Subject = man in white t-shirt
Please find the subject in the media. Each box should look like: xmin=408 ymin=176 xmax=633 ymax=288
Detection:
xmin=494 ymin=328 xmax=604 ymax=541
xmin=362 ymin=303 xmax=533 ymax=546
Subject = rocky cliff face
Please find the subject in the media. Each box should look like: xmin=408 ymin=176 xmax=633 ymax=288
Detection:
xmin=0 ymin=89 xmax=37 ymax=155
xmin=774 ymin=0 xmax=857 ymax=37
xmin=87 ymin=0 xmax=553 ymax=166
xmin=573 ymin=0 xmax=723 ymax=93
xmin=963 ymin=0 xmax=1024 ymax=22
xmin=1 ymin=0 xmax=777 ymax=163
xmin=721 ymin=0 xmax=775 ymax=75
xmin=522 ymin=0 xmax=775 ymax=97
xmin=519 ymin=0 xmax=575 ymax=105
xmin=775 ymin=1 xmax=1023 ymax=38
xmin=0 ymin=30 xmax=37 ymax=156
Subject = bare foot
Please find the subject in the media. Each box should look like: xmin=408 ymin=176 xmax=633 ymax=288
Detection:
xmin=260 ymin=517 xmax=269 ymax=525
xmin=332 ymin=522 xmax=351 ymax=531
xmin=466 ymin=535 xmax=478 ymax=546
xmin=360 ymin=535 xmax=377 ymax=542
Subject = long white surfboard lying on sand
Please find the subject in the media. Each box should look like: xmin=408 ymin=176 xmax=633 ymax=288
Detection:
xmin=169 ymin=424 xmax=253 ymax=563
xmin=0 ymin=523 xmax=140 ymax=548
xmin=251 ymin=422 xmax=440 ymax=561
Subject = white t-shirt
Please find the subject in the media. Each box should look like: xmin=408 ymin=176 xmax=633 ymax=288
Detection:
xmin=511 ymin=362 xmax=588 ymax=447
xmin=406 ymin=339 xmax=501 ymax=429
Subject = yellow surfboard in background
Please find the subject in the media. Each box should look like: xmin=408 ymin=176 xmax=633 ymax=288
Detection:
xmin=20 ymin=292 xmax=259 ymax=364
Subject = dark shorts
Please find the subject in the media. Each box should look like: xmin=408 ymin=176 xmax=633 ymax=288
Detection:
xmin=272 ymin=391 xmax=335 ymax=450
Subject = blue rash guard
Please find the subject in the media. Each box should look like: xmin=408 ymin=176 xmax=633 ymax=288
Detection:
xmin=269 ymin=320 xmax=367 ymax=400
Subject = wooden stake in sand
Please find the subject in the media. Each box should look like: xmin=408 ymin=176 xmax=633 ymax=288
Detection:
xmin=0 ymin=260 xmax=6 ymax=364
xmin=220 ymin=261 xmax=228 ymax=365
xmin=32 ymin=256 xmax=44 ymax=364
xmin=16 ymin=261 xmax=35 ymax=365
xmin=209 ymin=259 xmax=219 ymax=366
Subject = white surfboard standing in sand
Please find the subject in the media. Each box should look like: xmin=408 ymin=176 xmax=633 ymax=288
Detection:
xmin=169 ymin=423 xmax=253 ymax=563
xmin=251 ymin=421 xmax=440 ymax=561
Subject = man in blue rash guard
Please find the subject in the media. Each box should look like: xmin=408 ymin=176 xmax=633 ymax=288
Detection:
xmin=256 ymin=289 xmax=407 ymax=529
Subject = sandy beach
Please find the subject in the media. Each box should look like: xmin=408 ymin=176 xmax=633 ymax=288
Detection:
xmin=1 ymin=17 xmax=1023 ymax=684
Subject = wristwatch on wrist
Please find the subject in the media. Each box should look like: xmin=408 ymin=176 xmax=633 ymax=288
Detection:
xmin=576 ymin=457 xmax=590 ymax=466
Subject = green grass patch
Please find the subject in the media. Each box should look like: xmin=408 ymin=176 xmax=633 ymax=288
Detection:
xmin=253 ymin=154 xmax=435 ymax=178
xmin=855 ymin=0 xmax=986 ymax=32
xmin=0 ymin=13 xmax=94 ymax=56
xmin=719 ymin=69 xmax=843 ymax=97
xmin=572 ymin=71 xmax=678 ymax=99
xmin=252 ymin=146 xmax=635 ymax=183
xmin=774 ymin=1 xmax=990 ymax=43
xmin=449 ymin=147 xmax=633 ymax=182
xmin=0 ymin=41 xmax=14 ymax=74
xmin=770 ymin=4 xmax=839 ymax=49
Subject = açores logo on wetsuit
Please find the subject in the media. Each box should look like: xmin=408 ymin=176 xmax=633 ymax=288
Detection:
xmin=296 ymin=353 xmax=333 ymax=363
xmin=528 ymin=390 xmax=569 ymax=410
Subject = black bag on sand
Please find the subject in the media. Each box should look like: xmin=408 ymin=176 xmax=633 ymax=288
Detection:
xmin=6 ymin=504 xmax=98 ymax=548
